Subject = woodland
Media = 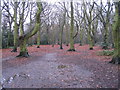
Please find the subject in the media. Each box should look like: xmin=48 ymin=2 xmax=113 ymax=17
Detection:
xmin=0 ymin=0 xmax=120 ymax=88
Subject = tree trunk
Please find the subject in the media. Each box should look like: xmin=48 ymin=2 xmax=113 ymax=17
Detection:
xmin=83 ymin=1 xmax=94 ymax=50
xmin=11 ymin=23 xmax=18 ymax=52
xmin=59 ymin=25 xmax=63 ymax=49
xmin=59 ymin=3 xmax=66 ymax=49
xmin=17 ymin=2 xmax=42 ymax=57
xmin=46 ymin=27 xmax=49 ymax=45
xmin=7 ymin=31 xmax=11 ymax=48
xmin=0 ymin=1 xmax=2 ymax=49
xmin=88 ymin=25 xmax=94 ymax=50
xmin=66 ymin=24 xmax=69 ymax=46
xmin=109 ymin=2 xmax=120 ymax=64
xmin=102 ymin=24 xmax=109 ymax=49
xmin=7 ymin=22 xmax=12 ymax=48
xmin=28 ymin=2 xmax=33 ymax=46
xmin=37 ymin=30 xmax=40 ymax=48
xmin=88 ymin=33 xmax=94 ymax=50
xmin=59 ymin=17 xmax=65 ymax=49
xmin=17 ymin=38 xmax=29 ymax=57
xmin=68 ymin=1 xmax=75 ymax=51
xmin=79 ymin=29 xmax=83 ymax=46
xmin=6 ymin=2 xmax=13 ymax=48
xmin=11 ymin=2 xmax=18 ymax=52
xmin=57 ymin=38 xmax=60 ymax=45
xmin=52 ymin=28 xmax=55 ymax=47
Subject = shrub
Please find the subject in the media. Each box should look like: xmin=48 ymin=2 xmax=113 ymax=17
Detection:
xmin=97 ymin=50 xmax=114 ymax=56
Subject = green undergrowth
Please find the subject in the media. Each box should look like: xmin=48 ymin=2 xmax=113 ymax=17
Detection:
xmin=97 ymin=50 xmax=114 ymax=56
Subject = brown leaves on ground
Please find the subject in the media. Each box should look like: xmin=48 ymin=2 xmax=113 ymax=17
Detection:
xmin=2 ymin=44 xmax=112 ymax=61
xmin=1 ymin=44 xmax=115 ymax=70
xmin=2 ymin=44 xmax=119 ymax=88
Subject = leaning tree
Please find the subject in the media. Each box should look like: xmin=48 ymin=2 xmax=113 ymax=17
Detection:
xmin=17 ymin=2 xmax=42 ymax=57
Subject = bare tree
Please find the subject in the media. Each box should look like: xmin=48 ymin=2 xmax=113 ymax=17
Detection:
xmin=17 ymin=2 xmax=43 ymax=57
xmin=58 ymin=2 xmax=66 ymax=49
xmin=2 ymin=1 xmax=15 ymax=48
xmin=82 ymin=1 xmax=99 ymax=50
xmin=68 ymin=1 xmax=75 ymax=51
xmin=11 ymin=2 xmax=19 ymax=52
xmin=95 ymin=0 xmax=113 ymax=49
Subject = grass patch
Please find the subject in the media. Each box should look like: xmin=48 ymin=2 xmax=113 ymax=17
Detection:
xmin=58 ymin=65 xmax=67 ymax=69
xmin=97 ymin=50 xmax=114 ymax=56
xmin=9 ymin=46 xmax=14 ymax=49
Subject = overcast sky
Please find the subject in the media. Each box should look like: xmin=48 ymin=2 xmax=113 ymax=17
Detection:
xmin=7 ymin=0 xmax=113 ymax=3
xmin=1 ymin=0 xmax=114 ymax=31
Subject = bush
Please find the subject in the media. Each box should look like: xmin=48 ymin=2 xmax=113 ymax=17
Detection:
xmin=97 ymin=50 xmax=114 ymax=56
xmin=100 ymin=42 xmax=109 ymax=49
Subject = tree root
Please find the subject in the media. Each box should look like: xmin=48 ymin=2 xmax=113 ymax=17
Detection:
xmin=102 ymin=46 xmax=109 ymax=50
xmin=89 ymin=47 xmax=93 ymax=50
xmin=109 ymin=57 xmax=120 ymax=64
xmin=60 ymin=47 xmax=63 ymax=49
xmin=16 ymin=52 xmax=29 ymax=58
xmin=79 ymin=44 xmax=82 ymax=46
xmin=66 ymin=44 xmax=69 ymax=46
xmin=37 ymin=46 xmax=40 ymax=48
xmin=67 ymin=49 xmax=75 ymax=51
xmin=52 ymin=45 xmax=54 ymax=47
xmin=11 ymin=48 xmax=17 ymax=52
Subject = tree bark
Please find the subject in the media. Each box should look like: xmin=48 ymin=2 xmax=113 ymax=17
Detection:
xmin=52 ymin=26 xmax=55 ymax=47
xmin=102 ymin=23 xmax=109 ymax=49
xmin=59 ymin=15 xmax=65 ymax=49
xmin=7 ymin=2 xmax=13 ymax=48
xmin=0 ymin=0 xmax=2 ymax=49
xmin=37 ymin=30 xmax=40 ymax=48
xmin=11 ymin=2 xmax=18 ymax=52
xmin=83 ymin=1 xmax=95 ymax=50
xmin=28 ymin=2 xmax=34 ymax=46
xmin=68 ymin=1 xmax=75 ymax=51
xmin=46 ymin=27 xmax=49 ymax=45
xmin=59 ymin=2 xmax=66 ymax=49
xmin=79 ymin=28 xmax=83 ymax=46
xmin=88 ymin=29 xmax=94 ymax=50
xmin=98 ymin=1 xmax=111 ymax=49
xmin=66 ymin=24 xmax=69 ymax=46
xmin=17 ymin=38 xmax=29 ymax=57
xmin=17 ymin=2 xmax=42 ymax=57
xmin=7 ymin=25 xmax=12 ymax=48
xmin=59 ymin=26 xmax=63 ymax=49
xmin=109 ymin=2 xmax=120 ymax=64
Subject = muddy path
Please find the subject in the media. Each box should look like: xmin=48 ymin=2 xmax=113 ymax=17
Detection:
xmin=1 ymin=45 xmax=119 ymax=88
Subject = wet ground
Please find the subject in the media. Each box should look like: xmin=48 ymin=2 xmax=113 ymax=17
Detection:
xmin=1 ymin=44 xmax=119 ymax=88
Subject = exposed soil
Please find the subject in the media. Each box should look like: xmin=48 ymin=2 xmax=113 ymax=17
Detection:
xmin=1 ymin=44 xmax=119 ymax=88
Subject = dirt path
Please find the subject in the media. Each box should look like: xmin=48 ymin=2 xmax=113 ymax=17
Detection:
xmin=1 ymin=45 xmax=119 ymax=88
xmin=2 ymin=53 xmax=93 ymax=88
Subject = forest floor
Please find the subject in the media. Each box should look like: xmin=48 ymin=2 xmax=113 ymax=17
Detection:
xmin=1 ymin=44 xmax=120 ymax=88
